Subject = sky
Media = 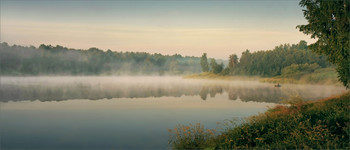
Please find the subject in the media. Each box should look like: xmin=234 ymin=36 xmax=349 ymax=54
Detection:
xmin=0 ymin=0 xmax=316 ymax=59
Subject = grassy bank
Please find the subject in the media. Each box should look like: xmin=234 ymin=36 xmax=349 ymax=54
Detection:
xmin=168 ymin=92 xmax=350 ymax=149
xmin=260 ymin=67 xmax=340 ymax=85
xmin=185 ymin=68 xmax=339 ymax=85
xmin=183 ymin=72 xmax=260 ymax=81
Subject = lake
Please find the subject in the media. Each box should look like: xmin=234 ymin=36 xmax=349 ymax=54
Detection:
xmin=0 ymin=76 xmax=347 ymax=149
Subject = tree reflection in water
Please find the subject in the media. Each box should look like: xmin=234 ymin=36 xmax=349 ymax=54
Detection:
xmin=198 ymin=85 xmax=285 ymax=102
xmin=0 ymin=77 xmax=346 ymax=103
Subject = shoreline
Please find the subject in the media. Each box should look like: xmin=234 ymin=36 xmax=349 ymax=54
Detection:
xmin=184 ymin=72 xmax=341 ymax=86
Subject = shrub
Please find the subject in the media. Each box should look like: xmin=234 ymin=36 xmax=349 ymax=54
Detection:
xmin=168 ymin=123 xmax=216 ymax=149
xmin=281 ymin=63 xmax=320 ymax=78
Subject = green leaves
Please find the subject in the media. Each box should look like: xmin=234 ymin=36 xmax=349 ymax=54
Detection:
xmin=297 ymin=0 xmax=350 ymax=88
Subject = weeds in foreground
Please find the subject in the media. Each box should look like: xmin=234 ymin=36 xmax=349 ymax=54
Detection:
xmin=168 ymin=123 xmax=217 ymax=149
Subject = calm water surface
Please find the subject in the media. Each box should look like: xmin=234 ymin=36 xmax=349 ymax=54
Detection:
xmin=0 ymin=76 xmax=347 ymax=149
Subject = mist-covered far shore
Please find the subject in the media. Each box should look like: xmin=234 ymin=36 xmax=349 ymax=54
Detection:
xmin=0 ymin=42 xmax=203 ymax=76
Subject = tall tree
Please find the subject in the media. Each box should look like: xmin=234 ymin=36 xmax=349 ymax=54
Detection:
xmin=297 ymin=0 xmax=350 ymax=88
xmin=200 ymin=53 xmax=209 ymax=72
xmin=228 ymin=54 xmax=238 ymax=74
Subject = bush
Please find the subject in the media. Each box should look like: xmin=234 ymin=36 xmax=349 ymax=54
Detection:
xmin=281 ymin=63 xmax=320 ymax=78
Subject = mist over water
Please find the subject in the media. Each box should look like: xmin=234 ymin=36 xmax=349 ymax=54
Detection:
xmin=0 ymin=76 xmax=347 ymax=149
xmin=0 ymin=76 xmax=346 ymax=102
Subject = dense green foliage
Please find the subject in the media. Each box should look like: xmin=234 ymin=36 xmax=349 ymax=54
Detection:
xmin=209 ymin=59 xmax=223 ymax=74
xmin=237 ymin=41 xmax=329 ymax=76
xmin=169 ymin=92 xmax=350 ymax=149
xmin=200 ymin=53 xmax=209 ymax=72
xmin=281 ymin=63 xmax=320 ymax=78
xmin=203 ymin=41 xmax=330 ymax=77
xmin=297 ymin=0 xmax=350 ymax=88
xmin=0 ymin=43 xmax=201 ymax=75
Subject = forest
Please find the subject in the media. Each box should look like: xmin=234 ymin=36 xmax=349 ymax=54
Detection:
xmin=1 ymin=40 xmax=331 ymax=77
xmin=200 ymin=40 xmax=331 ymax=77
xmin=0 ymin=42 xmax=201 ymax=75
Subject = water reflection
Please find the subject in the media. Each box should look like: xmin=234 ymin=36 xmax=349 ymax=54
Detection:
xmin=200 ymin=86 xmax=288 ymax=103
xmin=0 ymin=76 xmax=346 ymax=103
xmin=0 ymin=76 xmax=347 ymax=149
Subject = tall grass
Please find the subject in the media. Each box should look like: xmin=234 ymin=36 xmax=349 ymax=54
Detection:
xmin=168 ymin=92 xmax=350 ymax=149
xmin=168 ymin=123 xmax=217 ymax=149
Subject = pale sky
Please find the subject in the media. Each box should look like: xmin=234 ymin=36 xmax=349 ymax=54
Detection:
xmin=0 ymin=0 xmax=315 ymax=59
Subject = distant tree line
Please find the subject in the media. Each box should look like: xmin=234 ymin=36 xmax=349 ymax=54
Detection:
xmin=200 ymin=40 xmax=331 ymax=77
xmin=0 ymin=43 xmax=201 ymax=75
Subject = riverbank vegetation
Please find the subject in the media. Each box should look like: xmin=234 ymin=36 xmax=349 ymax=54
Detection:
xmin=199 ymin=40 xmax=330 ymax=77
xmin=188 ymin=40 xmax=339 ymax=85
xmin=169 ymin=92 xmax=350 ymax=149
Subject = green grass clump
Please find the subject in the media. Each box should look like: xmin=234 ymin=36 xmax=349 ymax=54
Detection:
xmin=169 ymin=92 xmax=350 ymax=149
xmin=183 ymin=72 xmax=260 ymax=81
xmin=168 ymin=123 xmax=217 ymax=149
